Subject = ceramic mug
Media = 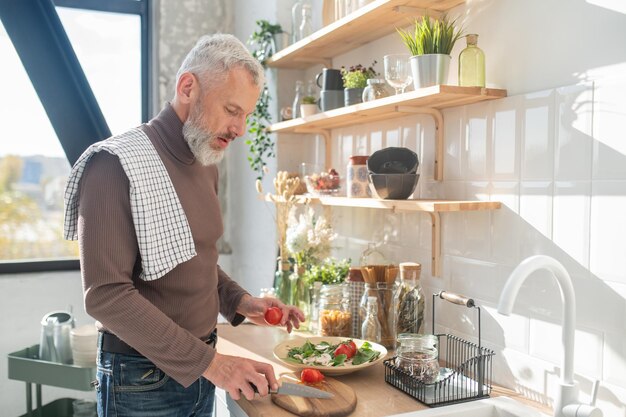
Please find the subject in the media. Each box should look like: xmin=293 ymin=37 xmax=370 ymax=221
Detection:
xmin=315 ymin=68 xmax=343 ymax=91
xmin=319 ymin=90 xmax=344 ymax=112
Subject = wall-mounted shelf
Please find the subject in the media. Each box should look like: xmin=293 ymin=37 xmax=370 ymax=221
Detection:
xmin=263 ymin=194 xmax=501 ymax=276
xmin=267 ymin=0 xmax=465 ymax=69
xmin=268 ymin=85 xmax=507 ymax=180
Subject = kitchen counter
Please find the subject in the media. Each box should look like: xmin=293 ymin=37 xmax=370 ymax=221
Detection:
xmin=215 ymin=323 xmax=552 ymax=417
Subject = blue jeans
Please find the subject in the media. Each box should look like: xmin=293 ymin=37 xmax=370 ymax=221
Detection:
xmin=96 ymin=350 xmax=215 ymax=417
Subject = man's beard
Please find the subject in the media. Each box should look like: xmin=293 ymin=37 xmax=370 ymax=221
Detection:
xmin=182 ymin=98 xmax=226 ymax=166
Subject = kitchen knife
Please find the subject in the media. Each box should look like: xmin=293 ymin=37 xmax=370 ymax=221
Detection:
xmin=250 ymin=382 xmax=334 ymax=399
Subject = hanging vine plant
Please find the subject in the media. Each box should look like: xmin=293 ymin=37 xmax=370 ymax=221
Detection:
xmin=247 ymin=20 xmax=284 ymax=180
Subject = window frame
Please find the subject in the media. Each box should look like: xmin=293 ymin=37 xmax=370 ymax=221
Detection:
xmin=0 ymin=0 xmax=153 ymax=274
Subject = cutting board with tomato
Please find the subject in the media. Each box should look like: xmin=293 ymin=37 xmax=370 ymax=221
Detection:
xmin=271 ymin=374 xmax=357 ymax=417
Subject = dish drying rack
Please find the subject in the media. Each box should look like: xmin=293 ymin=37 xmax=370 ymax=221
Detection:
xmin=384 ymin=291 xmax=495 ymax=407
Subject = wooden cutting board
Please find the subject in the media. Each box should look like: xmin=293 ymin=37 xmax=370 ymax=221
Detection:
xmin=271 ymin=374 xmax=357 ymax=417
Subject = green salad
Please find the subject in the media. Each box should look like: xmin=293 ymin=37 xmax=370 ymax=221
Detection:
xmin=286 ymin=339 xmax=381 ymax=367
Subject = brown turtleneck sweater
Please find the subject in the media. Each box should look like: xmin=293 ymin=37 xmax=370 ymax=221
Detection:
xmin=77 ymin=103 xmax=249 ymax=388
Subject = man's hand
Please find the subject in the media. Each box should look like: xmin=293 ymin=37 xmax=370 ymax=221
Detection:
xmin=237 ymin=295 xmax=305 ymax=333
xmin=202 ymin=352 xmax=277 ymax=400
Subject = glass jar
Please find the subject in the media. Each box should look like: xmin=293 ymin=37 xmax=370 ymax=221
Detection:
xmin=347 ymin=155 xmax=369 ymax=198
xmin=458 ymin=34 xmax=485 ymax=87
xmin=395 ymin=333 xmax=440 ymax=383
xmin=359 ymin=282 xmax=396 ymax=348
xmin=318 ymin=284 xmax=351 ymax=336
xmin=292 ymin=80 xmax=304 ymax=119
xmin=362 ymin=78 xmax=392 ymax=102
xmin=359 ymin=242 xmax=389 ymax=266
xmin=394 ymin=262 xmax=425 ymax=335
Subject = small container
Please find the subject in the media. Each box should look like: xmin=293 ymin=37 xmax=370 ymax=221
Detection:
xmin=395 ymin=333 xmax=439 ymax=383
xmin=362 ymin=78 xmax=392 ymax=102
xmin=318 ymin=284 xmax=352 ymax=337
xmin=347 ymin=155 xmax=370 ymax=198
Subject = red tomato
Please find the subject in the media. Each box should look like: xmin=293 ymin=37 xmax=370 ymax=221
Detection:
xmin=334 ymin=343 xmax=354 ymax=359
xmin=346 ymin=340 xmax=358 ymax=356
xmin=301 ymin=368 xmax=325 ymax=384
xmin=264 ymin=307 xmax=283 ymax=325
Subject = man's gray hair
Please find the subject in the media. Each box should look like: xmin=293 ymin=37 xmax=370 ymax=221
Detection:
xmin=176 ymin=33 xmax=265 ymax=90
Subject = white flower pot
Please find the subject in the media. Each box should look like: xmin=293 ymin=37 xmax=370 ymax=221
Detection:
xmin=410 ymin=54 xmax=451 ymax=89
xmin=300 ymin=103 xmax=318 ymax=117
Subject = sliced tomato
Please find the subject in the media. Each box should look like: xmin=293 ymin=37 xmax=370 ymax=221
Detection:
xmin=301 ymin=368 xmax=325 ymax=384
xmin=264 ymin=307 xmax=283 ymax=325
xmin=334 ymin=343 xmax=354 ymax=359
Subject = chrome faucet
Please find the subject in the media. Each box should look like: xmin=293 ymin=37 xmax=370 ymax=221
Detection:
xmin=497 ymin=255 xmax=602 ymax=417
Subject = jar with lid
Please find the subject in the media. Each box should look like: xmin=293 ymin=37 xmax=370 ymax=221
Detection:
xmin=362 ymin=78 xmax=392 ymax=102
xmin=395 ymin=333 xmax=439 ymax=383
xmin=393 ymin=262 xmax=425 ymax=335
xmin=358 ymin=282 xmax=395 ymax=348
xmin=347 ymin=155 xmax=370 ymax=198
xmin=318 ymin=283 xmax=351 ymax=336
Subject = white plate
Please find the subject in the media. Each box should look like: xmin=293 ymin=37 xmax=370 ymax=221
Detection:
xmin=273 ymin=336 xmax=387 ymax=376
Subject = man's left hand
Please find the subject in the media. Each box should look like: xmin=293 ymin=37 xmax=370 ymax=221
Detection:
xmin=237 ymin=295 xmax=305 ymax=333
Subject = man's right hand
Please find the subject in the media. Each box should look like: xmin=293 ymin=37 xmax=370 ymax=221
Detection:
xmin=202 ymin=352 xmax=278 ymax=400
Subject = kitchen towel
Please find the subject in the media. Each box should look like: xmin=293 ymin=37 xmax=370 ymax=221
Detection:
xmin=63 ymin=128 xmax=196 ymax=281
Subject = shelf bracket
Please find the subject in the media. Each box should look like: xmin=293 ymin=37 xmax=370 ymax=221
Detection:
xmin=396 ymin=106 xmax=444 ymax=181
xmin=293 ymin=128 xmax=332 ymax=169
xmin=393 ymin=6 xmax=442 ymax=20
xmin=427 ymin=212 xmax=442 ymax=277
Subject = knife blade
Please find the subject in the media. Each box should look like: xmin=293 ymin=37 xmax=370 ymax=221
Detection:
xmin=250 ymin=382 xmax=334 ymax=399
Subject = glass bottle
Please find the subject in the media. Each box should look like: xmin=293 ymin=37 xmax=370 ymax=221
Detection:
xmin=359 ymin=282 xmax=395 ymax=348
xmin=361 ymin=296 xmax=381 ymax=342
xmin=290 ymin=264 xmax=310 ymax=331
xmin=274 ymin=258 xmax=292 ymax=304
xmin=299 ymin=3 xmax=313 ymax=40
xmin=292 ymin=80 xmax=304 ymax=119
xmin=362 ymin=78 xmax=392 ymax=102
xmin=310 ymin=281 xmax=323 ymax=335
xmin=458 ymin=34 xmax=485 ymax=87
xmin=395 ymin=333 xmax=440 ymax=383
xmin=318 ymin=284 xmax=351 ymax=336
xmin=394 ymin=262 xmax=425 ymax=335
xmin=359 ymin=242 xmax=389 ymax=267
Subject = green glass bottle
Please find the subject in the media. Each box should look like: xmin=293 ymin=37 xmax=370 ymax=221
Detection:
xmin=458 ymin=34 xmax=485 ymax=87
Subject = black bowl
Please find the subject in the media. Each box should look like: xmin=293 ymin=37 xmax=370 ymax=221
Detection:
xmin=368 ymin=173 xmax=419 ymax=200
xmin=367 ymin=147 xmax=419 ymax=174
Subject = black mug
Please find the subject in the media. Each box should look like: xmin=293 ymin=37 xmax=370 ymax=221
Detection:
xmin=315 ymin=68 xmax=343 ymax=91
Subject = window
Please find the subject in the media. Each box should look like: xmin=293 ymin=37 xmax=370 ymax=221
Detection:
xmin=0 ymin=0 xmax=151 ymax=272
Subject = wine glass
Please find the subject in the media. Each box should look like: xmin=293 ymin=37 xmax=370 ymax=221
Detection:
xmin=384 ymin=54 xmax=413 ymax=95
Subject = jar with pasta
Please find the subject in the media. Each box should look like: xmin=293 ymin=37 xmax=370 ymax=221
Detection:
xmin=318 ymin=284 xmax=352 ymax=337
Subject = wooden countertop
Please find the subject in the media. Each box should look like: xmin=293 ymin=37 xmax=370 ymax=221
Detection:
xmin=215 ymin=323 xmax=552 ymax=417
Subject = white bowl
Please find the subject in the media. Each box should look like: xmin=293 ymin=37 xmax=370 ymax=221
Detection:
xmin=273 ymin=336 xmax=387 ymax=376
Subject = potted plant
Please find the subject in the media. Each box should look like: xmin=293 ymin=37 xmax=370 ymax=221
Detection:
xmin=300 ymin=95 xmax=318 ymax=117
xmin=397 ymin=14 xmax=463 ymax=88
xmin=246 ymin=20 xmax=284 ymax=180
xmin=340 ymin=61 xmax=377 ymax=106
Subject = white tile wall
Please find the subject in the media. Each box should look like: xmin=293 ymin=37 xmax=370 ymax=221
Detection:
xmin=319 ymin=78 xmax=626 ymax=413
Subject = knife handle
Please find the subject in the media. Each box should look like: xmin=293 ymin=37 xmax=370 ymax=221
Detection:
xmin=247 ymin=383 xmax=276 ymax=395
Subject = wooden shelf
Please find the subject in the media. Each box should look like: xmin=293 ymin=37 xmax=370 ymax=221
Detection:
xmin=267 ymin=0 xmax=465 ymax=69
xmin=263 ymin=194 xmax=501 ymax=276
xmin=269 ymin=85 xmax=507 ymax=180
xmin=269 ymin=85 xmax=506 ymax=133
